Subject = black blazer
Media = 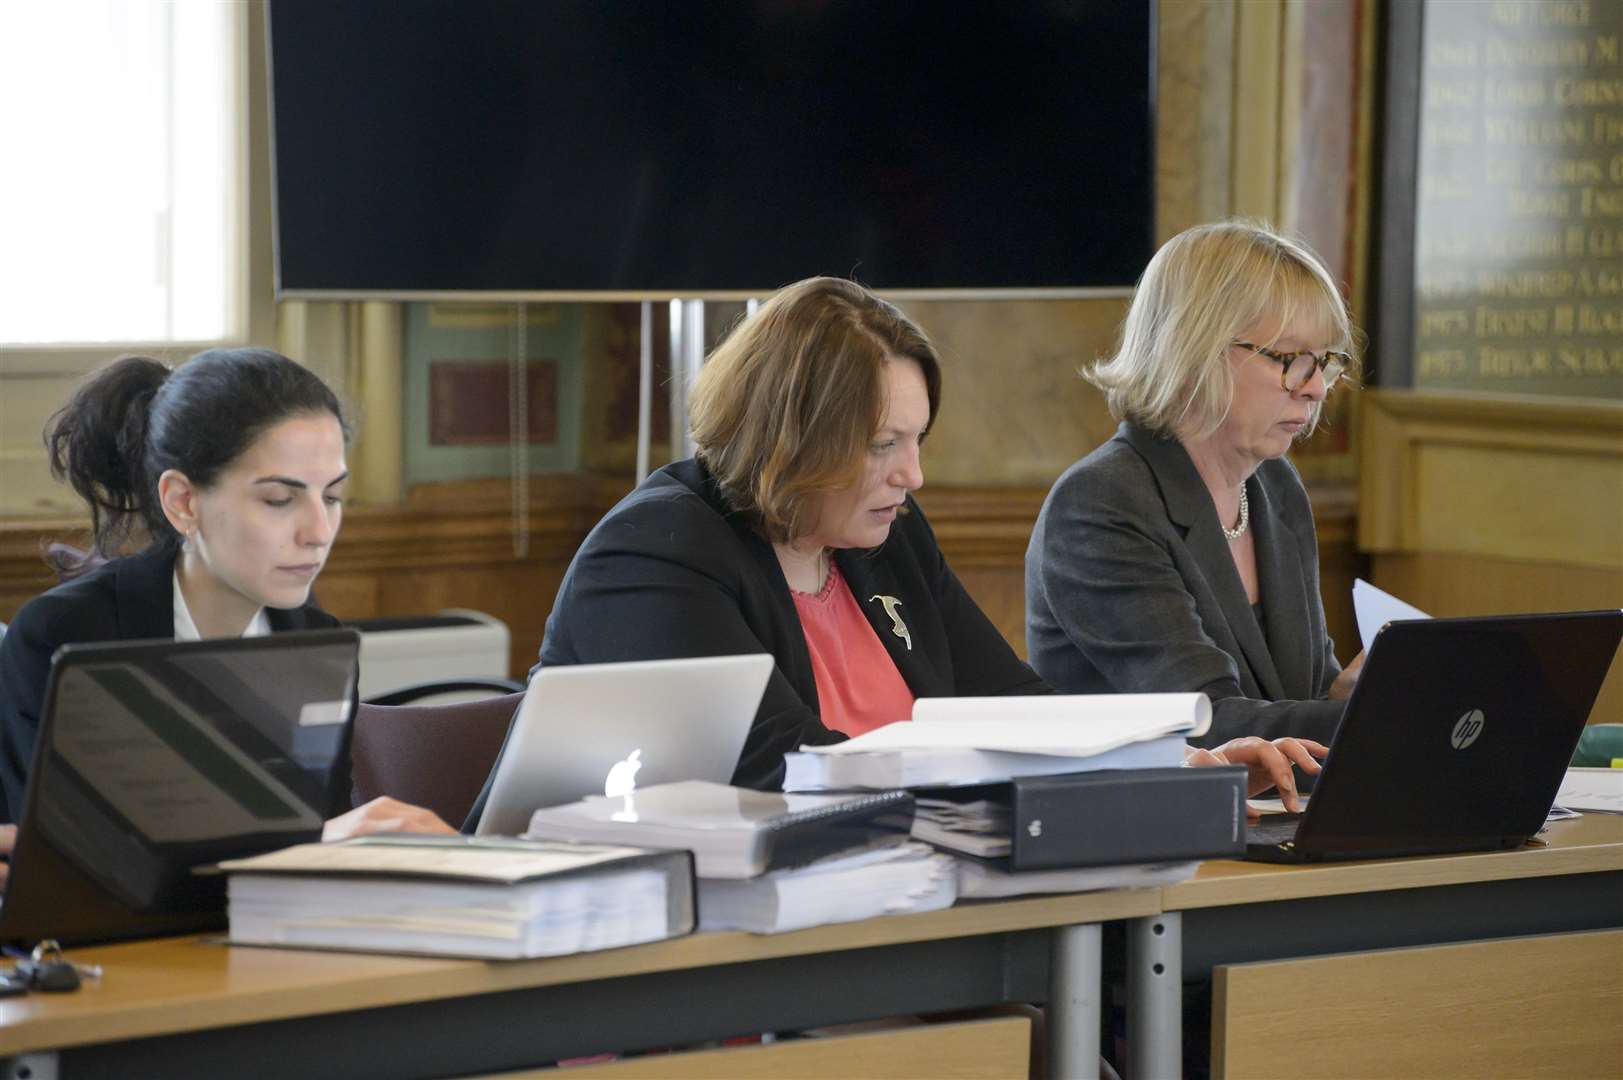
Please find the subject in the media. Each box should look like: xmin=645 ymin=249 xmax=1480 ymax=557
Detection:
xmin=1025 ymin=421 xmax=1344 ymax=747
xmin=0 ymin=543 xmax=344 ymax=822
xmin=464 ymin=458 xmax=1045 ymax=829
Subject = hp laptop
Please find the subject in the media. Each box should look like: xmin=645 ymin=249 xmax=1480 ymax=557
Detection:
xmin=1247 ymin=610 xmax=1623 ymax=863
xmin=0 ymin=629 xmax=360 ymax=945
xmin=475 ymin=654 xmax=773 ymax=836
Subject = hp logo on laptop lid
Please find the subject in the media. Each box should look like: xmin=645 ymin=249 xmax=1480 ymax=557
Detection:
xmin=1451 ymin=710 xmax=1486 ymax=750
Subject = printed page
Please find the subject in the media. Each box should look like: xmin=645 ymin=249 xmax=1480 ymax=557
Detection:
xmin=1353 ymin=578 xmax=1431 ymax=655
xmin=1554 ymin=768 xmax=1623 ymax=814
xmin=807 ymin=693 xmax=1210 ymax=756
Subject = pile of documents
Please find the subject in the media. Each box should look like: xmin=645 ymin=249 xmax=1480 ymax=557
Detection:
xmin=698 ymin=842 xmax=955 ymax=932
xmin=779 ymin=693 xmax=1246 ymax=900
xmin=526 ymin=781 xmax=953 ymax=934
xmin=911 ymin=767 xmax=1246 ymax=897
xmin=221 ymin=835 xmax=694 ymax=959
xmin=782 ymin=693 xmax=1209 ymax=791
xmin=525 ymin=781 xmax=914 ymax=878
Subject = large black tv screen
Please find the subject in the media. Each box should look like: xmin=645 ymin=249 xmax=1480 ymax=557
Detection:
xmin=267 ymin=1 xmax=1154 ymax=298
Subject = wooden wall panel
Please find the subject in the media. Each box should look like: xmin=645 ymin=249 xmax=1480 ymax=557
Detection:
xmin=0 ymin=475 xmax=626 ymax=680
xmin=1360 ymin=390 xmax=1623 ymax=722
xmin=3 ymin=477 xmax=1363 ymax=687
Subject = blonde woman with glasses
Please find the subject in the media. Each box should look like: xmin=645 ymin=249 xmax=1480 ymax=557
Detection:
xmin=1025 ymin=221 xmax=1363 ymax=753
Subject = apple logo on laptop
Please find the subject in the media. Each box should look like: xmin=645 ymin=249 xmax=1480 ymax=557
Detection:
xmin=605 ymin=748 xmax=643 ymax=797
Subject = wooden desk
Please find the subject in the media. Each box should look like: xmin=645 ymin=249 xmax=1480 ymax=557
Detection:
xmin=0 ymin=887 xmax=1158 ymax=1079
xmin=1125 ymin=816 xmax=1623 ymax=1079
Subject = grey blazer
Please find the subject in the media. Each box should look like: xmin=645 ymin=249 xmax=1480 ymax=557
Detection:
xmin=1025 ymin=421 xmax=1344 ymax=747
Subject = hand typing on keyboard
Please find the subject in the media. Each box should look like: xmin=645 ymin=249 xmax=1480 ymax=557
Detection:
xmin=1185 ymin=737 xmax=1328 ymax=823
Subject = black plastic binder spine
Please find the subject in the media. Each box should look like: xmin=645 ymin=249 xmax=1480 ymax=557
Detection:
xmin=1006 ymin=766 xmax=1247 ymax=870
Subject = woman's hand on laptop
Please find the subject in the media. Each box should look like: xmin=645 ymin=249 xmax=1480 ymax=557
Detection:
xmin=1186 ymin=737 xmax=1329 ymax=822
xmin=0 ymin=824 xmax=14 ymax=888
xmin=323 ymin=797 xmax=457 ymax=842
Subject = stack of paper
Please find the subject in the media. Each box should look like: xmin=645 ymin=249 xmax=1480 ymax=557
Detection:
xmin=783 ymin=693 xmax=1209 ymax=791
xmin=912 ymin=797 xmax=1011 ymax=858
xmin=525 ymin=781 xmax=914 ymax=878
xmin=954 ymin=859 xmax=1198 ymax=899
xmin=1554 ymin=767 xmax=1623 ymax=814
xmin=698 ymin=842 xmax=956 ymax=934
xmin=221 ymin=836 xmax=694 ymax=959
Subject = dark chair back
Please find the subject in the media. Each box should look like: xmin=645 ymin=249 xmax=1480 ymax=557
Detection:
xmin=349 ymin=692 xmax=524 ymax=827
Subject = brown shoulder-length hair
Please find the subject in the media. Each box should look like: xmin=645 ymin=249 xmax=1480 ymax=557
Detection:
xmin=690 ymin=277 xmax=941 ymax=544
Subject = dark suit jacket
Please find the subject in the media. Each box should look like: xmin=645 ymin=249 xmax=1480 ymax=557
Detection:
xmin=1025 ymin=421 xmax=1345 ymax=747
xmin=0 ymin=543 xmax=345 ymax=822
xmin=464 ymin=458 xmax=1046 ymax=829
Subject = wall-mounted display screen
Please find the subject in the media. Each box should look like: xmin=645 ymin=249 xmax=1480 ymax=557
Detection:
xmin=267 ymin=0 xmax=1154 ymax=298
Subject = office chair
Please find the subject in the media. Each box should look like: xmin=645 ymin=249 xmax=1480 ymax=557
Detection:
xmin=349 ymin=691 xmax=523 ymax=827
xmin=364 ymin=676 xmax=526 ymax=707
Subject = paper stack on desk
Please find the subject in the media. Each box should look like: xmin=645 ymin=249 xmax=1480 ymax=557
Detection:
xmin=953 ymin=858 xmax=1198 ymax=899
xmin=698 ymin=842 xmax=956 ymax=934
xmin=523 ymin=781 xmax=948 ymax=934
xmin=220 ymin=835 xmax=694 ymax=959
xmin=524 ymin=781 xmax=915 ymax=878
xmin=783 ymin=693 xmax=1207 ymax=791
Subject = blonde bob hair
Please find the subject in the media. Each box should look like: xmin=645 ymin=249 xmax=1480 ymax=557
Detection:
xmin=690 ymin=276 xmax=941 ymax=544
xmin=1086 ymin=220 xmax=1360 ymax=440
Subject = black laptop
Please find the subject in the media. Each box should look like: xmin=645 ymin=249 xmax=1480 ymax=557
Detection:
xmin=0 ymin=629 xmax=359 ymax=946
xmin=1246 ymin=610 xmax=1623 ymax=863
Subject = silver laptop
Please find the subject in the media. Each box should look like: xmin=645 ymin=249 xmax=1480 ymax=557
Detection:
xmin=475 ymin=654 xmax=773 ymax=836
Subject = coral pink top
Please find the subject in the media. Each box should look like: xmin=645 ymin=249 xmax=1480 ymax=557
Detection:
xmin=791 ymin=561 xmax=916 ymax=737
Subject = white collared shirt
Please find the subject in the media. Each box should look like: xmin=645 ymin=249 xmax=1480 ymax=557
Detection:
xmin=172 ymin=570 xmax=271 ymax=642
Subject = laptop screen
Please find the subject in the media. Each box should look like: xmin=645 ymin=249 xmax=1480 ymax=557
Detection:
xmin=0 ymin=629 xmax=359 ymax=946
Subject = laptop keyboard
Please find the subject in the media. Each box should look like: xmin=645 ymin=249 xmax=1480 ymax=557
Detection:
xmin=1246 ymin=816 xmax=1303 ymax=847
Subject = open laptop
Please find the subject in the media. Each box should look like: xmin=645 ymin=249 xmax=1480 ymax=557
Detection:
xmin=1247 ymin=610 xmax=1623 ymax=863
xmin=475 ymin=654 xmax=773 ymax=836
xmin=0 ymin=629 xmax=360 ymax=946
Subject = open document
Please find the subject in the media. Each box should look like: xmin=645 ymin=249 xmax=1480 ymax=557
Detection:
xmin=783 ymin=693 xmax=1209 ymax=791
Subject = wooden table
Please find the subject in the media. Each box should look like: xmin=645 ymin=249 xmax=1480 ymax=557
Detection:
xmin=1126 ymin=815 xmax=1623 ymax=1079
xmin=0 ymin=886 xmax=1158 ymax=1079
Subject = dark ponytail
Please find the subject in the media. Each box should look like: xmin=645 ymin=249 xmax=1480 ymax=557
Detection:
xmin=46 ymin=355 xmax=172 ymax=559
xmin=45 ymin=347 xmax=349 ymax=563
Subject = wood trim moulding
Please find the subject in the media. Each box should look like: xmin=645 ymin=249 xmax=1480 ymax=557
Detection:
xmin=913 ymin=487 xmax=1050 ymax=567
xmin=327 ymin=473 xmax=626 ymax=575
xmin=1359 ymin=389 xmax=1623 ymax=564
xmin=0 ymin=473 xmax=629 ymax=608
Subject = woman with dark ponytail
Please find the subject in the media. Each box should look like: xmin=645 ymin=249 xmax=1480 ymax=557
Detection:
xmin=0 ymin=348 xmax=452 ymax=843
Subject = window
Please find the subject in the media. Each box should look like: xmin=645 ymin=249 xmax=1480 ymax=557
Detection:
xmin=0 ymin=1 xmax=244 ymax=347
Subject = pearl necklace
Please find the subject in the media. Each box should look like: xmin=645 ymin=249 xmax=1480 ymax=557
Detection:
xmin=1222 ymin=485 xmax=1250 ymax=541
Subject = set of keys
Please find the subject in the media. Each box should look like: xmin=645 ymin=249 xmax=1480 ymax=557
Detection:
xmin=0 ymin=940 xmax=101 ymax=996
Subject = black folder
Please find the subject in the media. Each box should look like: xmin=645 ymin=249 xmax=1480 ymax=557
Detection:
xmin=919 ymin=766 xmax=1247 ymax=871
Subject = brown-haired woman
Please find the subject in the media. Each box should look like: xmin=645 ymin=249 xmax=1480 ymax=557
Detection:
xmin=464 ymin=277 xmax=1319 ymax=824
xmin=489 ymin=276 xmax=1039 ymax=798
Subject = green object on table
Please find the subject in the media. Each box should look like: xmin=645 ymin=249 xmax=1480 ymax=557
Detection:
xmin=1571 ymin=723 xmax=1623 ymax=767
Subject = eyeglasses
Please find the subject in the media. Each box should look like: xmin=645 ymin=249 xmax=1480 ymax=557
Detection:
xmin=1233 ymin=341 xmax=1350 ymax=392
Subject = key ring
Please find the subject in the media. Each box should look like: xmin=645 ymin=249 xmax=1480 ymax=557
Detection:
xmin=27 ymin=939 xmax=101 ymax=981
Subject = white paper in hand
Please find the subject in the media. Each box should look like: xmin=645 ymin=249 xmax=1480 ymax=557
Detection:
xmin=1353 ymin=578 xmax=1430 ymax=655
